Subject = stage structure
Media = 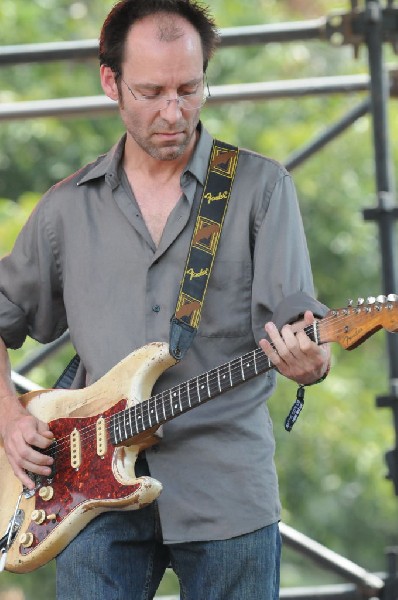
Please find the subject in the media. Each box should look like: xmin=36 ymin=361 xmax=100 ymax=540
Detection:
xmin=0 ymin=1 xmax=398 ymax=598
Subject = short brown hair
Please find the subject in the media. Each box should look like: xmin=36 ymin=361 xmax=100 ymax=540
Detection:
xmin=99 ymin=0 xmax=219 ymax=76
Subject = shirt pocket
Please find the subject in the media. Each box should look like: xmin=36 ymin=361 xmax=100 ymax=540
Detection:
xmin=198 ymin=260 xmax=252 ymax=338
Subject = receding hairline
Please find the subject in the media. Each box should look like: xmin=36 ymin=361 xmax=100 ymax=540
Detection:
xmin=126 ymin=12 xmax=203 ymax=50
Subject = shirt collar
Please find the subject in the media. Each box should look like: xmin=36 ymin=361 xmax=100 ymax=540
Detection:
xmin=76 ymin=135 xmax=126 ymax=189
xmin=76 ymin=122 xmax=214 ymax=189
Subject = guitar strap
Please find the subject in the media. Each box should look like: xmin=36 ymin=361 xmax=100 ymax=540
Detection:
xmin=169 ymin=139 xmax=239 ymax=361
xmin=55 ymin=139 xmax=239 ymax=388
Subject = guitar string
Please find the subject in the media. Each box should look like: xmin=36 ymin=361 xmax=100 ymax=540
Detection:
xmin=43 ymin=304 xmax=380 ymax=460
xmin=44 ymin=304 xmax=392 ymax=459
xmin=42 ymin=306 xmax=385 ymax=458
xmin=46 ymin=347 xmax=273 ymax=459
xmin=43 ymin=324 xmax=324 ymax=457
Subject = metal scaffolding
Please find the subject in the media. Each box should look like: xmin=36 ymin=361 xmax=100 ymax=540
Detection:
xmin=1 ymin=1 xmax=398 ymax=598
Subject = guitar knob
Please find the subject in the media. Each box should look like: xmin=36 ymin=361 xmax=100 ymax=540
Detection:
xmin=39 ymin=486 xmax=54 ymax=501
xmin=19 ymin=532 xmax=34 ymax=548
xmin=31 ymin=509 xmax=46 ymax=524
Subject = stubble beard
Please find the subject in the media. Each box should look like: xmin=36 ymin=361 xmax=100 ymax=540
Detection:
xmin=125 ymin=112 xmax=200 ymax=162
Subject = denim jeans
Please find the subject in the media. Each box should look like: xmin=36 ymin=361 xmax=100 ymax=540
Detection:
xmin=56 ymin=503 xmax=281 ymax=600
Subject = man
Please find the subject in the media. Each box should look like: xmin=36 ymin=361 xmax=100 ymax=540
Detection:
xmin=0 ymin=1 xmax=330 ymax=598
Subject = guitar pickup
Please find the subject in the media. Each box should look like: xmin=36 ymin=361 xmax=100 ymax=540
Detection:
xmin=96 ymin=416 xmax=107 ymax=458
xmin=70 ymin=428 xmax=82 ymax=469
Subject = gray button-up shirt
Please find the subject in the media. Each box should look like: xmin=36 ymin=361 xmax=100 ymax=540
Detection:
xmin=0 ymin=124 xmax=327 ymax=543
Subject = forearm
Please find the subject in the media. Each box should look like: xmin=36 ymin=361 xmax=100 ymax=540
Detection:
xmin=0 ymin=337 xmax=24 ymax=439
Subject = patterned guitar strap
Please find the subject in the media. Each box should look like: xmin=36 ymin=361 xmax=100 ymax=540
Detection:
xmin=55 ymin=139 xmax=239 ymax=388
xmin=169 ymin=139 xmax=239 ymax=361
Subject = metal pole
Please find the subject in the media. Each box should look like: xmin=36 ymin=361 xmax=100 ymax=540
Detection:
xmin=363 ymin=0 xmax=398 ymax=493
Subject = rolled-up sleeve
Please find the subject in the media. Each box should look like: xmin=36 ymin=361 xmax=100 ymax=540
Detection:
xmin=0 ymin=194 xmax=67 ymax=349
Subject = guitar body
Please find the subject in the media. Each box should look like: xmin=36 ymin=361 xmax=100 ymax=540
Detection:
xmin=0 ymin=341 xmax=176 ymax=573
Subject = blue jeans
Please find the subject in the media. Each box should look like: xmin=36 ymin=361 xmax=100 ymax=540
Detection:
xmin=56 ymin=503 xmax=281 ymax=600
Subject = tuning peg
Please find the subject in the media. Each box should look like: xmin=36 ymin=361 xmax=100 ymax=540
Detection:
xmin=366 ymin=296 xmax=376 ymax=304
xmin=348 ymin=299 xmax=353 ymax=306
xmin=376 ymin=295 xmax=387 ymax=303
xmin=357 ymin=298 xmax=365 ymax=305
xmin=387 ymin=293 xmax=398 ymax=302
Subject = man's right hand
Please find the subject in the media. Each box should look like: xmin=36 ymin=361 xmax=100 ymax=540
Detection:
xmin=0 ymin=337 xmax=54 ymax=490
xmin=1 ymin=404 xmax=54 ymax=490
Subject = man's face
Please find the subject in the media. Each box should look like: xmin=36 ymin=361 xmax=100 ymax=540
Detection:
xmin=115 ymin=14 xmax=205 ymax=162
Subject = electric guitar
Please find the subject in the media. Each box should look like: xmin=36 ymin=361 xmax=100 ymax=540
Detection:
xmin=1 ymin=294 xmax=398 ymax=574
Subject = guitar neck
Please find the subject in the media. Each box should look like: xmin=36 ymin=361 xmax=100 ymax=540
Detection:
xmin=108 ymin=291 xmax=398 ymax=446
xmin=110 ymin=322 xmax=320 ymax=446
xmin=110 ymin=348 xmax=272 ymax=445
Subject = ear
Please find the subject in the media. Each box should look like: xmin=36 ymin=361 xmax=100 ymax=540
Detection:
xmin=100 ymin=65 xmax=119 ymax=101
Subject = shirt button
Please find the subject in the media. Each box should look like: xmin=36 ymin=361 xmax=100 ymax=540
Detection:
xmin=152 ymin=305 xmax=161 ymax=313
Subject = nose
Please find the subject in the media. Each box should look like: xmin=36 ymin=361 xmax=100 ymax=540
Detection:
xmin=160 ymin=97 xmax=183 ymax=121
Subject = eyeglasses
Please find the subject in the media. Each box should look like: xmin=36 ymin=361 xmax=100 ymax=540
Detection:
xmin=120 ymin=77 xmax=210 ymax=112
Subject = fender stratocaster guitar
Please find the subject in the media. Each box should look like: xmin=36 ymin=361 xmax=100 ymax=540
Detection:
xmin=1 ymin=294 xmax=398 ymax=573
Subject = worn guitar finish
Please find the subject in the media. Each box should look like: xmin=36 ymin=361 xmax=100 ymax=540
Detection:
xmin=1 ymin=295 xmax=398 ymax=573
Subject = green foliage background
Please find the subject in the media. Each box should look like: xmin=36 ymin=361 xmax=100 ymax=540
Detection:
xmin=1 ymin=0 xmax=398 ymax=597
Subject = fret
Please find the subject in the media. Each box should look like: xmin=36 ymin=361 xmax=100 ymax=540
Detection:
xmin=240 ymin=356 xmax=245 ymax=381
xmin=136 ymin=402 xmax=144 ymax=432
xmin=206 ymin=369 xmax=214 ymax=396
xmin=150 ymin=398 xmax=157 ymax=426
xmin=120 ymin=411 xmax=127 ymax=440
xmin=228 ymin=362 xmax=233 ymax=387
xmin=196 ymin=374 xmax=205 ymax=402
xmin=134 ymin=403 xmax=139 ymax=435
xmin=115 ymin=413 xmax=123 ymax=443
xmin=180 ymin=383 xmax=187 ymax=409
xmin=160 ymin=392 xmax=167 ymax=422
xmin=242 ymin=352 xmax=257 ymax=380
xmin=125 ymin=412 xmax=130 ymax=437
xmin=230 ymin=357 xmax=242 ymax=387
xmin=128 ymin=406 xmax=133 ymax=437
xmin=188 ymin=379 xmax=199 ymax=407
xmin=170 ymin=388 xmax=178 ymax=416
xmin=217 ymin=363 xmax=231 ymax=393
xmin=154 ymin=395 xmax=159 ymax=424
xmin=206 ymin=372 xmax=211 ymax=397
xmin=146 ymin=397 xmax=153 ymax=427
xmin=253 ymin=351 xmax=258 ymax=375
xmin=112 ymin=414 xmax=119 ymax=444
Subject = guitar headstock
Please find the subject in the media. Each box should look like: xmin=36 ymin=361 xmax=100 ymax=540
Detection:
xmin=318 ymin=294 xmax=398 ymax=350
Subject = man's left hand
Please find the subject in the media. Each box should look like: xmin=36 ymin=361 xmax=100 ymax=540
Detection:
xmin=259 ymin=310 xmax=331 ymax=386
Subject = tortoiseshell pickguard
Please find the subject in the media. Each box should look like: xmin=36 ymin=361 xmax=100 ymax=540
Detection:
xmin=20 ymin=399 xmax=142 ymax=556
